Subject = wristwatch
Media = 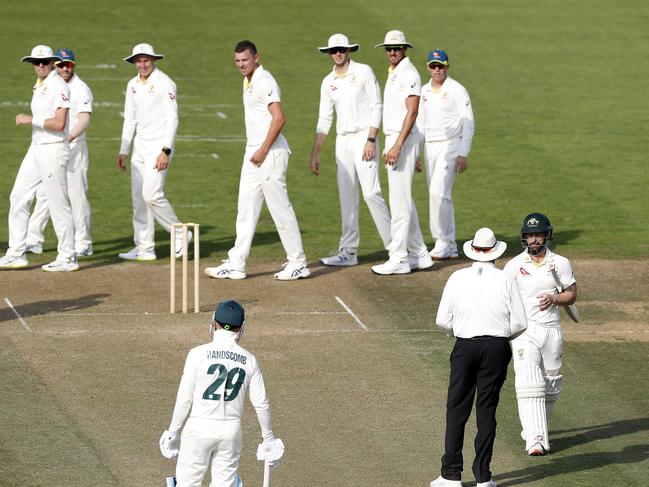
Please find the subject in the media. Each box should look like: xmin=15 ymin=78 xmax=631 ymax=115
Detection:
xmin=162 ymin=147 xmax=172 ymax=156
xmin=367 ymin=137 xmax=376 ymax=143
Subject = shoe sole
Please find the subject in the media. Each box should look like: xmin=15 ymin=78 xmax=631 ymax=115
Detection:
xmin=320 ymin=260 xmax=358 ymax=266
xmin=42 ymin=266 xmax=79 ymax=272
xmin=430 ymin=254 xmax=459 ymax=261
xmin=371 ymin=268 xmax=411 ymax=275
xmin=119 ymin=255 xmax=156 ymax=261
xmin=0 ymin=263 xmax=29 ymax=269
xmin=274 ymin=270 xmax=311 ymax=281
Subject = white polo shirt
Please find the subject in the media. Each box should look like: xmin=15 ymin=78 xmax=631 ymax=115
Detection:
xmin=436 ymin=262 xmax=528 ymax=338
xmin=31 ymin=70 xmax=70 ymax=144
xmin=504 ymin=250 xmax=576 ymax=326
xmin=67 ymin=73 xmax=93 ymax=143
xmin=242 ymin=65 xmax=288 ymax=150
xmin=381 ymin=57 xmax=421 ymax=136
xmin=316 ymin=60 xmax=382 ymax=136
xmin=417 ymin=75 xmax=475 ymax=156
xmin=168 ymin=330 xmax=273 ymax=440
xmin=119 ymin=67 xmax=178 ymax=154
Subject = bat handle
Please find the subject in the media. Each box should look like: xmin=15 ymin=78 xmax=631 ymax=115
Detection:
xmin=262 ymin=460 xmax=270 ymax=487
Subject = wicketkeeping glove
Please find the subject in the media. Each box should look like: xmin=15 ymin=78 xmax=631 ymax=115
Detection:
xmin=159 ymin=430 xmax=180 ymax=459
xmin=257 ymin=438 xmax=285 ymax=468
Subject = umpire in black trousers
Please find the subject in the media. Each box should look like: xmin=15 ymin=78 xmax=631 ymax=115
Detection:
xmin=431 ymin=228 xmax=528 ymax=487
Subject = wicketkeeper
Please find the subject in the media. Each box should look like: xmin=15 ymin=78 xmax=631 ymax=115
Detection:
xmin=160 ymin=300 xmax=284 ymax=486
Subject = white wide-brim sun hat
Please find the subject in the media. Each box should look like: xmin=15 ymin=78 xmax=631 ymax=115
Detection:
xmin=463 ymin=227 xmax=507 ymax=262
xmin=124 ymin=43 xmax=164 ymax=63
xmin=21 ymin=45 xmax=60 ymax=63
xmin=318 ymin=33 xmax=360 ymax=53
xmin=374 ymin=30 xmax=414 ymax=48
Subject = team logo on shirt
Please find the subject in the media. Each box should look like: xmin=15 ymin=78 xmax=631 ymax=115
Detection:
xmin=61 ymin=93 xmax=69 ymax=101
xmin=168 ymin=92 xmax=176 ymax=100
xmin=329 ymin=85 xmax=337 ymax=91
xmin=519 ymin=267 xmax=530 ymax=276
xmin=130 ymin=87 xmax=137 ymax=94
xmin=147 ymin=85 xmax=156 ymax=93
xmin=422 ymin=95 xmax=428 ymax=103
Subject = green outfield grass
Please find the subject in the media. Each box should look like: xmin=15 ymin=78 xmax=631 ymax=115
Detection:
xmin=0 ymin=1 xmax=648 ymax=486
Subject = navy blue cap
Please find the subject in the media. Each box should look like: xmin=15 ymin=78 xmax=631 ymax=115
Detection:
xmin=214 ymin=300 xmax=245 ymax=329
xmin=54 ymin=48 xmax=75 ymax=64
xmin=427 ymin=49 xmax=449 ymax=65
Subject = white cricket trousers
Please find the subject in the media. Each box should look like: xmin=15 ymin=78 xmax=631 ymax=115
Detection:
xmin=424 ymin=138 xmax=461 ymax=243
xmin=130 ymin=138 xmax=181 ymax=253
xmin=227 ymin=147 xmax=306 ymax=270
xmin=26 ymin=140 xmax=92 ymax=251
xmin=176 ymin=417 xmax=242 ymax=487
xmin=335 ymin=131 xmax=391 ymax=250
xmin=384 ymin=132 xmax=427 ymax=261
xmin=7 ymin=142 xmax=75 ymax=260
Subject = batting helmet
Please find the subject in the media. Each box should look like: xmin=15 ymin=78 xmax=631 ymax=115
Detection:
xmin=520 ymin=213 xmax=553 ymax=255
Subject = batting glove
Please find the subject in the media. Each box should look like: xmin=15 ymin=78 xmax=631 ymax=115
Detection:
xmin=257 ymin=438 xmax=285 ymax=468
xmin=159 ymin=430 xmax=180 ymax=459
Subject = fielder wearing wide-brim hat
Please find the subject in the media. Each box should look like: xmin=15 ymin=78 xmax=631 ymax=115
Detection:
xmin=463 ymin=227 xmax=507 ymax=262
xmin=318 ymin=33 xmax=360 ymax=53
xmin=21 ymin=45 xmax=61 ymax=64
xmin=374 ymin=29 xmax=414 ymax=48
xmin=123 ymin=43 xmax=165 ymax=63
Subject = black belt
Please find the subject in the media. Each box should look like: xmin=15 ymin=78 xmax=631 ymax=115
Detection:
xmin=457 ymin=335 xmax=507 ymax=341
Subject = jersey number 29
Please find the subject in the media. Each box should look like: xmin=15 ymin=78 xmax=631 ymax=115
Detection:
xmin=203 ymin=364 xmax=246 ymax=401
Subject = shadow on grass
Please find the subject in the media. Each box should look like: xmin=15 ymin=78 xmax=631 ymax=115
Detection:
xmin=496 ymin=443 xmax=649 ymax=486
xmin=551 ymin=418 xmax=649 ymax=452
xmin=0 ymin=293 xmax=110 ymax=321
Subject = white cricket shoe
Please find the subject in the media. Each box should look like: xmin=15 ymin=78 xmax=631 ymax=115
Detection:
xmin=274 ymin=262 xmax=311 ymax=281
xmin=430 ymin=239 xmax=459 ymax=260
xmin=174 ymin=230 xmax=193 ymax=259
xmin=204 ymin=260 xmax=247 ymax=280
xmin=118 ymin=248 xmax=157 ymax=261
xmin=371 ymin=258 xmax=411 ymax=275
xmin=528 ymin=443 xmax=548 ymax=456
xmin=25 ymin=244 xmax=43 ymax=255
xmin=320 ymin=248 xmax=358 ymax=266
xmin=0 ymin=254 xmax=29 ymax=269
xmin=42 ymin=257 xmax=79 ymax=272
xmin=408 ymin=249 xmax=434 ymax=270
xmin=430 ymin=475 xmax=462 ymax=487
xmin=477 ymin=480 xmax=497 ymax=487
xmin=76 ymin=245 xmax=94 ymax=257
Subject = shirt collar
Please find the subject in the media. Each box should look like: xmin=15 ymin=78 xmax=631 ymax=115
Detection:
xmin=36 ymin=68 xmax=58 ymax=87
xmin=471 ymin=261 xmax=496 ymax=269
xmin=138 ymin=66 xmax=158 ymax=85
xmin=523 ymin=248 xmax=555 ymax=266
xmin=331 ymin=59 xmax=356 ymax=78
xmin=389 ymin=56 xmax=411 ymax=75
xmin=244 ymin=65 xmax=264 ymax=89
xmin=212 ymin=329 xmax=238 ymax=342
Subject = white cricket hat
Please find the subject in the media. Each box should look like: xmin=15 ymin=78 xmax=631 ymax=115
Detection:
xmin=21 ymin=45 xmax=60 ymax=63
xmin=374 ymin=30 xmax=414 ymax=48
xmin=124 ymin=43 xmax=165 ymax=63
xmin=318 ymin=33 xmax=360 ymax=53
xmin=463 ymin=228 xmax=507 ymax=262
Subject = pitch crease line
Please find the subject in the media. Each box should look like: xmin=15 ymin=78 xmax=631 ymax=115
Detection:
xmin=335 ymin=296 xmax=368 ymax=331
xmin=4 ymin=297 xmax=31 ymax=332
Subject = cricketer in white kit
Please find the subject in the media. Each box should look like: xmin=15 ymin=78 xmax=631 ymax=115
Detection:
xmin=26 ymin=48 xmax=94 ymax=257
xmin=116 ymin=43 xmax=186 ymax=262
xmin=416 ymin=49 xmax=475 ymax=261
xmin=160 ymin=300 xmax=284 ymax=487
xmin=204 ymin=40 xmax=309 ymax=281
xmin=504 ymin=212 xmax=577 ymax=456
xmin=310 ymin=33 xmax=391 ymax=267
xmin=372 ymin=30 xmax=432 ymax=275
xmin=0 ymin=45 xmax=78 ymax=272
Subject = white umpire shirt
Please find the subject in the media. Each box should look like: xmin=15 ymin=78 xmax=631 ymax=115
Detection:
xmin=243 ymin=65 xmax=289 ymax=151
xmin=504 ymin=250 xmax=576 ymax=326
xmin=31 ymin=70 xmax=70 ymax=144
xmin=436 ymin=262 xmax=528 ymax=338
xmin=316 ymin=60 xmax=382 ymax=135
xmin=119 ymin=67 xmax=178 ymax=155
xmin=417 ymin=75 xmax=475 ymax=157
xmin=168 ymin=330 xmax=274 ymax=441
xmin=67 ymin=73 xmax=93 ymax=143
xmin=382 ymin=57 xmax=420 ymax=136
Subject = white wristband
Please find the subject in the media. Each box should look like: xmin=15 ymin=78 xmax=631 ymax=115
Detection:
xmin=32 ymin=117 xmax=45 ymax=129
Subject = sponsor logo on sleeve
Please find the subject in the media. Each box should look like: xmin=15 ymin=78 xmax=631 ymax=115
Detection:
xmin=169 ymin=92 xmax=176 ymax=101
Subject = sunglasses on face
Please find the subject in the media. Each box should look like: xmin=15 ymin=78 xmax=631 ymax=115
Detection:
xmin=428 ymin=63 xmax=447 ymax=70
xmin=32 ymin=60 xmax=51 ymax=66
xmin=328 ymin=47 xmax=348 ymax=54
xmin=57 ymin=62 xmax=74 ymax=68
xmin=385 ymin=46 xmax=404 ymax=52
